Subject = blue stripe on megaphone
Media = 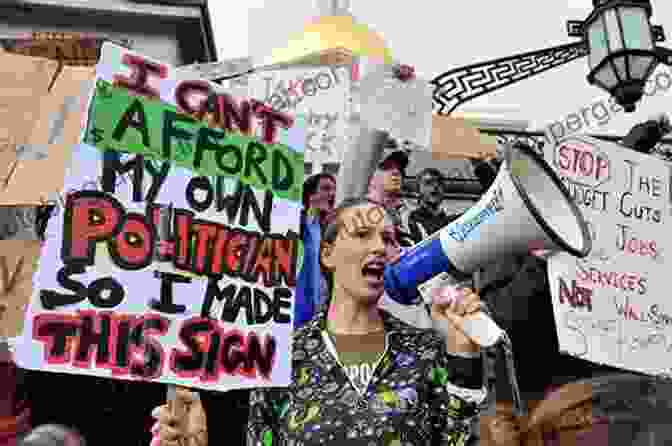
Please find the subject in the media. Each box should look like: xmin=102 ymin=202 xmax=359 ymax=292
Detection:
xmin=384 ymin=237 xmax=468 ymax=305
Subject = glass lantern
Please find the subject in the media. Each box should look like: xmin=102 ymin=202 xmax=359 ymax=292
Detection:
xmin=584 ymin=0 xmax=659 ymax=111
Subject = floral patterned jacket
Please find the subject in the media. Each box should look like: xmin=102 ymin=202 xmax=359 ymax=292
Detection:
xmin=247 ymin=309 xmax=487 ymax=446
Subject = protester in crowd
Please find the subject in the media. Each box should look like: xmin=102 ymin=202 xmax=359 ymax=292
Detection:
xmin=294 ymin=173 xmax=337 ymax=329
xmin=301 ymin=173 xmax=337 ymax=228
xmin=484 ymin=372 xmax=672 ymax=446
xmin=152 ymin=197 xmax=488 ymax=446
xmin=18 ymin=425 xmax=85 ymax=446
xmin=405 ymin=168 xmax=458 ymax=243
xmin=366 ymin=148 xmax=415 ymax=247
xmin=621 ymin=113 xmax=672 ymax=154
xmin=367 ymin=149 xmax=408 ymax=222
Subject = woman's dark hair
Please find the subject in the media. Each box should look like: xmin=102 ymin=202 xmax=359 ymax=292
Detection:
xmin=302 ymin=173 xmax=336 ymax=209
xmin=320 ymin=197 xmax=389 ymax=310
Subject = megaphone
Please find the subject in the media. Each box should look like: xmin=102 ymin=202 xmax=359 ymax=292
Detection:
xmin=384 ymin=141 xmax=592 ymax=345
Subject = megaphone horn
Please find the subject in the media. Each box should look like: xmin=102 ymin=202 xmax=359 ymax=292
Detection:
xmin=384 ymin=141 xmax=592 ymax=307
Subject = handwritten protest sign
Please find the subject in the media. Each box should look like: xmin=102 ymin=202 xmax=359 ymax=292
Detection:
xmin=14 ymin=43 xmax=304 ymax=392
xmin=544 ymin=135 xmax=672 ymax=377
xmin=245 ymin=64 xmax=353 ymax=172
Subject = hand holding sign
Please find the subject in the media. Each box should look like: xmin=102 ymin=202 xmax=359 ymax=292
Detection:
xmin=358 ymin=63 xmax=433 ymax=148
xmin=151 ymin=387 xmax=206 ymax=446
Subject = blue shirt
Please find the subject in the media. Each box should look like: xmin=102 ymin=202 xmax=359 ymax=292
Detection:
xmin=294 ymin=213 xmax=326 ymax=329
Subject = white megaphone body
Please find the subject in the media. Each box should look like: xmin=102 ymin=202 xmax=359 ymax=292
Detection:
xmin=384 ymin=142 xmax=592 ymax=346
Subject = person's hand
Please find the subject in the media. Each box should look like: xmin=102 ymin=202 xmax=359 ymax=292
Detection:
xmin=382 ymin=170 xmax=402 ymax=194
xmin=430 ymin=286 xmax=483 ymax=354
xmin=486 ymin=413 xmax=523 ymax=446
xmin=150 ymin=387 xmax=207 ymax=446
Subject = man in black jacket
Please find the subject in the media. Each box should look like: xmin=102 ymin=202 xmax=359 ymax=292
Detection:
xmin=405 ymin=168 xmax=457 ymax=243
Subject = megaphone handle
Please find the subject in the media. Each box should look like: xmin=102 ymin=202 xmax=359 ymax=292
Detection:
xmin=500 ymin=332 xmax=526 ymax=418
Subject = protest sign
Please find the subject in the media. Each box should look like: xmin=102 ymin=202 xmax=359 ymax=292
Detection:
xmin=0 ymin=48 xmax=94 ymax=205
xmin=544 ymin=135 xmax=672 ymax=377
xmin=245 ymin=63 xmax=354 ymax=173
xmin=357 ymin=63 xmax=433 ymax=149
xmin=13 ymin=42 xmax=304 ymax=392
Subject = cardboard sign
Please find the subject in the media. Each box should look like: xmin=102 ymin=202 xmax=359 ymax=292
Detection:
xmin=0 ymin=50 xmax=94 ymax=205
xmin=13 ymin=43 xmax=304 ymax=392
xmin=0 ymin=240 xmax=42 ymax=340
xmin=430 ymin=115 xmax=498 ymax=160
xmin=545 ymin=135 xmax=672 ymax=377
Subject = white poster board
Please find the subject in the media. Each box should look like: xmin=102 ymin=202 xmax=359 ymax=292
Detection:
xmin=14 ymin=43 xmax=304 ymax=392
xmin=544 ymin=134 xmax=672 ymax=377
xmin=245 ymin=65 xmax=354 ymax=171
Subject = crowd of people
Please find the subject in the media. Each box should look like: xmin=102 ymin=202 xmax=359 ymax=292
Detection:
xmin=4 ymin=128 xmax=672 ymax=446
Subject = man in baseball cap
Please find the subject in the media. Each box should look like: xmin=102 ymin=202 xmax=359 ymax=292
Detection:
xmin=367 ymin=139 xmax=414 ymax=246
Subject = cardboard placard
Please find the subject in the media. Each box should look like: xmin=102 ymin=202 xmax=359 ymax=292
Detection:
xmin=0 ymin=240 xmax=42 ymax=339
xmin=430 ymin=115 xmax=498 ymax=160
xmin=0 ymin=51 xmax=94 ymax=205
xmin=0 ymin=52 xmax=59 ymax=184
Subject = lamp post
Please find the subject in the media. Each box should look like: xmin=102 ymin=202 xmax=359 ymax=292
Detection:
xmin=584 ymin=0 xmax=668 ymax=111
xmin=432 ymin=0 xmax=672 ymax=115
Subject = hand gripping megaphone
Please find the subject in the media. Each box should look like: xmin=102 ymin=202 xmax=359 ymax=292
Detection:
xmin=384 ymin=141 xmax=592 ymax=346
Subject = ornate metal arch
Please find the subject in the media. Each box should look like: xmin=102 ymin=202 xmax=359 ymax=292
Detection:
xmin=431 ymin=42 xmax=588 ymax=115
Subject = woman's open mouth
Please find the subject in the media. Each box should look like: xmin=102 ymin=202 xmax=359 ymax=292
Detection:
xmin=362 ymin=261 xmax=385 ymax=288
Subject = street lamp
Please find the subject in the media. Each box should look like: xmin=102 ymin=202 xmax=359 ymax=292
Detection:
xmin=584 ymin=0 xmax=660 ymax=112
